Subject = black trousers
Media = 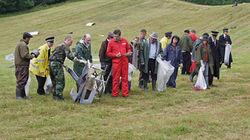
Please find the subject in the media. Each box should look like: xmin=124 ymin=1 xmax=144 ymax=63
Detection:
xmin=36 ymin=75 xmax=46 ymax=94
xmin=208 ymin=68 xmax=213 ymax=86
xmin=142 ymin=59 xmax=157 ymax=82
xmin=104 ymin=63 xmax=113 ymax=94
xmin=182 ymin=52 xmax=191 ymax=74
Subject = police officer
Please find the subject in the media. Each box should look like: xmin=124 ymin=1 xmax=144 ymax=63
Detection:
xmin=30 ymin=37 xmax=54 ymax=95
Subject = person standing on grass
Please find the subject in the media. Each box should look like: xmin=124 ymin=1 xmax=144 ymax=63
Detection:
xmin=208 ymin=31 xmax=221 ymax=87
xmin=138 ymin=29 xmax=147 ymax=89
xmin=30 ymin=37 xmax=54 ymax=95
xmin=49 ymin=36 xmax=80 ymax=101
xmin=163 ymin=35 xmax=183 ymax=88
xmin=219 ymin=28 xmax=233 ymax=68
xmin=180 ymin=29 xmax=193 ymax=75
xmin=140 ymin=32 xmax=163 ymax=91
xmin=107 ymin=29 xmax=131 ymax=97
xmin=195 ymin=34 xmax=214 ymax=88
xmin=14 ymin=32 xmax=36 ymax=100
xmin=73 ymin=34 xmax=93 ymax=77
xmin=99 ymin=32 xmax=114 ymax=94
xmin=189 ymin=29 xmax=198 ymax=42
xmin=189 ymin=35 xmax=204 ymax=82
xmin=160 ymin=31 xmax=172 ymax=50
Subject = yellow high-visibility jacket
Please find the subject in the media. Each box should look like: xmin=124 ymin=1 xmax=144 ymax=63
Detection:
xmin=160 ymin=37 xmax=171 ymax=50
xmin=30 ymin=44 xmax=53 ymax=77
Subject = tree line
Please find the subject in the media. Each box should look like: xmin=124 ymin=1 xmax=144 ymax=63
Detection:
xmin=0 ymin=0 xmax=68 ymax=14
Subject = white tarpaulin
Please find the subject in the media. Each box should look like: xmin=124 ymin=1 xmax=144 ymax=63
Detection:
xmin=194 ymin=60 xmax=207 ymax=90
xmin=128 ymin=63 xmax=137 ymax=81
xmin=156 ymin=56 xmax=174 ymax=92
xmin=25 ymin=76 xmax=31 ymax=96
xmin=224 ymin=44 xmax=231 ymax=66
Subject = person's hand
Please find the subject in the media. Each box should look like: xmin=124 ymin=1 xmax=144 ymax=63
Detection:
xmin=127 ymin=52 xmax=132 ymax=56
xmin=116 ymin=52 xmax=121 ymax=57
xmin=225 ymin=41 xmax=229 ymax=45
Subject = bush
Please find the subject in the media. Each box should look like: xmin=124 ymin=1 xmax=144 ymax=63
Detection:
xmin=0 ymin=0 xmax=67 ymax=14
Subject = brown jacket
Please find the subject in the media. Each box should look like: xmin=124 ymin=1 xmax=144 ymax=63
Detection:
xmin=14 ymin=39 xmax=34 ymax=66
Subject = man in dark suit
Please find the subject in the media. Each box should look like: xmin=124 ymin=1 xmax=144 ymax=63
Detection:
xmin=208 ymin=31 xmax=221 ymax=86
xmin=218 ymin=28 xmax=233 ymax=68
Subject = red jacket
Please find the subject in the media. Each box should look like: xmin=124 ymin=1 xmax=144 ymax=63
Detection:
xmin=107 ymin=37 xmax=131 ymax=63
xmin=189 ymin=33 xmax=198 ymax=42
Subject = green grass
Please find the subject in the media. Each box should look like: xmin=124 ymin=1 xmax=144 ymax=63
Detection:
xmin=0 ymin=0 xmax=249 ymax=139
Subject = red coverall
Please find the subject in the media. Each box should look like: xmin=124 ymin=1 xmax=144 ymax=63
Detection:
xmin=107 ymin=38 xmax=131 ymax=97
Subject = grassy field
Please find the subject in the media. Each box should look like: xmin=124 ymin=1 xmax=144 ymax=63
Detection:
xmin=0 ymin=0 xmax=249 ymax=139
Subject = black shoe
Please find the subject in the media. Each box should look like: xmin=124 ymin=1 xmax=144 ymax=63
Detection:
xmin=210 ymin=84 xmax=217 ymax=87
xmin=143 ymin=81 xmax=148 ymax=91
xmin=139 ymin=81 xmax=144 ymax=89
xmin=37 ymin=89 xmax=46 ymax=95
xmin=16 ymin=88 xmax=24 ymax=100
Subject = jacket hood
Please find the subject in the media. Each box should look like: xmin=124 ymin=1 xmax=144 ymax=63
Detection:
xmin=170 ymin=35 xmax=180 ymax=45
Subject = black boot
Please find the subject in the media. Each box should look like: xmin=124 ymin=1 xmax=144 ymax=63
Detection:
xmin=21 ymin=89 xmax=31 ymax=99
xmin=54 ymin=94 xmax=64 ymax=101
xmin=16 ymin=88 xmax=24 ymax=100
xmin=152 ymin=80 xmax=156 ymax=91
xmin=37 ymin=88 xmax=45 ymax=95
xmin=143 ymin=81 xmax=148 ymax=91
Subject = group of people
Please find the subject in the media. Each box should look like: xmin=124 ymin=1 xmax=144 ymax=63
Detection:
xmin=14 ymin=28 xmax=233 ymax=101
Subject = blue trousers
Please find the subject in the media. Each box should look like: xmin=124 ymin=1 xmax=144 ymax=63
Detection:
xmin=167 ymin=67 xmax=179 ymax=88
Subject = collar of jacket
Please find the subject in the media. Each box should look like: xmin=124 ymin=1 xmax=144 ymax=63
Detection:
xmin=78 ymin=40 xmax=90 ymax=49
xmin=20 ymin=39 xmax=29 ymax=45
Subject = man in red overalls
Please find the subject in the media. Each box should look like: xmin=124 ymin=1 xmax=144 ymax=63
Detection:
xmin=107 ymin=29 xmax=131 ymax=97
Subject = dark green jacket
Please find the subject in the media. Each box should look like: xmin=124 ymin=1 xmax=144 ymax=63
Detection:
xmin=73 ymin=41 xmax=93 ymax=76
xmin=195 ymin=43 xmax=214 ymax=74
xmin=14 ymin=39 xmax=34 ymax=66
xmin=180 ymin=33 xmax=193 ymax=52
xmin=140 ymin=39 xmax=163 ymax=74
xmin=49 ymin=42 xmax=75 ymax=64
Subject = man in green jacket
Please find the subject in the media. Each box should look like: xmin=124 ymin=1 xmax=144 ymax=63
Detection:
xmin=14 ymin=32 xmax=36 ymax=99
xmin=73 ymin=34 xmax=93 ymax=77
xmin=195 ymin=34 xmax=214 ymax=88
xmin=138 ymin=29 xmax=147 ymax=88
xmin=180 ymin=30 xmax=193 ymax=75
xmin=140 ymin=32 xmax=163 ymax=91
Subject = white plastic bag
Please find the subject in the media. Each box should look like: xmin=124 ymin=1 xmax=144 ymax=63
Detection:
xmin=45 ymin=76 xmax=53 ymax=94
xmin=156 ymin=56 xmax=175 ymax=92
xmin=194 ymin=60 xmax=207 ymax=90
xmin=128 ymin=63 xmax=137 ymax=81
xmin=224 ymin=44 xmax=231 ymax=65
xmin=25 ymin=76 xmax=31 ymax=96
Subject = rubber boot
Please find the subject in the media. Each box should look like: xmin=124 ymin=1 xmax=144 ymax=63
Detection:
xmin=22 ymin=89 xmax=31 ymax=99
xmin=16 ymin=88 xmax=24 ymax=100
